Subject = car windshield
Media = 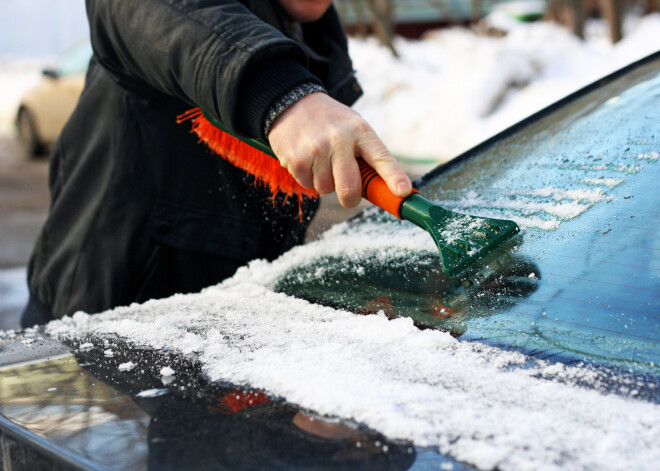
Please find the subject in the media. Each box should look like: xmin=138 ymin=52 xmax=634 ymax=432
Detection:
xmin=56 ymin=40 xmax=92 ymax=76
xmin=273 ymin=55 xmax=660 ymax=377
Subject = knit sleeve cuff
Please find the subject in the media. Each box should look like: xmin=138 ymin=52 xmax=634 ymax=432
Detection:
xmin=263 ymin=83 xmax=326 ymax=138
xmin=235 ymin=55 xmax=323 ymax=141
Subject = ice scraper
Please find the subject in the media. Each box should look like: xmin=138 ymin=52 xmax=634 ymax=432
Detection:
xmin=356 ymin=159 xmax=520 ymax=277
xmin=177 ymin=109 xmax=520 ymax=277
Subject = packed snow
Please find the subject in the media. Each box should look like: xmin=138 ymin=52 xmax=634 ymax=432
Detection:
xmin=118 ymin=361 xmax=136 ymax=372
xmin=46 ymin=253 xmax=660 ymax=470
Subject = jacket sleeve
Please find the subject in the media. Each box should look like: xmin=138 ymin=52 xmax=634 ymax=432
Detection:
xmin=86 ymin=0 xmax=321 ymax=136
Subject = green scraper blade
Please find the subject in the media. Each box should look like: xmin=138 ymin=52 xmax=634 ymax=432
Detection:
xmin=400 ymin=193 xmax=520 ymax=277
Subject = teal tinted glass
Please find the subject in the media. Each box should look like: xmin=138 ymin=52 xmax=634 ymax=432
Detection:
xmin=57 ymin=41 xmax=92 ymax=76
xmin=274 ymin=56 xmax=660 ymax=376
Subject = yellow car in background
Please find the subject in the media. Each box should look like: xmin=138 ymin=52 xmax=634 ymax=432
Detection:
xmin=16 ymin=41 xmax=92 ymax=157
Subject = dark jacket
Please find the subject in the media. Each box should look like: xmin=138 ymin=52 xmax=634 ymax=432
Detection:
xmin=23 ymin=0 xmax=362 ymax=326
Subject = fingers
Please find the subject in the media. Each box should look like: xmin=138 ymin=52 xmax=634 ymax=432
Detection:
xmin=278 ymin=140 xmax=334 ymax=193
xmin=356 ymin=131 xmax=412 ymax=198
xmin=268 ymin=92 xmax=412 ymax=209
xmin=280 ymin=156 xmax=314 ymax=189
xmin=312 ymin=155 xmax=335 ymax=195
xmin=330 ymin=143 xmax=361 ymax=208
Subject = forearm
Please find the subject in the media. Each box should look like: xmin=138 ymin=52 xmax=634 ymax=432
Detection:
xmin=86 ymin=0 xmax=318 ymax=135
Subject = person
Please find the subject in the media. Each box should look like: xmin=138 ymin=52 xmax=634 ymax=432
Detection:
xmin=21 ymin=0 xmax=412 ymax=327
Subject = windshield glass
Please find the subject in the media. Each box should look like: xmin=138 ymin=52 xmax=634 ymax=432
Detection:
xmin=57 ymin=40 xmax=92 ymax=76
xmin=274 ymin=56 xmax=660 ymax=376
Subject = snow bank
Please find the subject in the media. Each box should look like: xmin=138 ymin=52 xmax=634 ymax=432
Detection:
xmin=350 ymin=14 xmax=660 ymax=164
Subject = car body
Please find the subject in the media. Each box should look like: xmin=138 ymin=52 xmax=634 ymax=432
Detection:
xmin=0 ymin=52 xmax=659 ymax=470
xmin=15 ymin=41 xmax=92 ymax=156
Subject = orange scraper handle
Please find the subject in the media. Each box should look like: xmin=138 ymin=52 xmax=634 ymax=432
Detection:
xmin=358 ymin=158 xmax=418 ymax=220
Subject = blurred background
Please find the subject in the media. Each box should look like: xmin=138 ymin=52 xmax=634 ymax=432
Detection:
xmin=1 ymin=0 xmax=659 ymax=329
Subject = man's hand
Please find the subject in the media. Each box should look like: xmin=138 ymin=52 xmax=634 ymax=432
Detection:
xmin=267 ymin=92 xmax=412 ymax=208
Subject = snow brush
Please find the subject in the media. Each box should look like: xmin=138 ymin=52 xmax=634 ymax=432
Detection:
xmin=178 ymin=108 xmax=520 ymax=277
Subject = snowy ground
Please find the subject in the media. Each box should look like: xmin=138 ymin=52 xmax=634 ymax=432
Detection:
xmin=351 ymin=13 xmax=660 ymax=165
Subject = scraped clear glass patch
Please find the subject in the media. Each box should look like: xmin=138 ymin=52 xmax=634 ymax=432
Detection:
xmin=275 ymin=64 xmax=660 ymax=375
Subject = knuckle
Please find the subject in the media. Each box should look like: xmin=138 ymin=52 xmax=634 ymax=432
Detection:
xmin=353 ymin=119 xmax=371 ymax=135
xmin=328 ymin=128 xmax=345 ymax=146
xmin=371 ymin=149 xmax=394 ymax=166
xmin=316 ymin=180 xmax=334 ymax=194
xmin=289 ymin=159 xmax=310 ymax=175
xmin=337 ymin=182 xmax=359 ymax=201
xmin=329 ymin=118 xmax=367 ymax=146
xmin=308 ymin=141 xmax=327 ymax=161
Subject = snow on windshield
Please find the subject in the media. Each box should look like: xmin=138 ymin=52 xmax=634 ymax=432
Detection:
xmin=423 ymin=69 xmax=660 ymax=233
xmin=44 ymin=220 xmax=660 ymax=470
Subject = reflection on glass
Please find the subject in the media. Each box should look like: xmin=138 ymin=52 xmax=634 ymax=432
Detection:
xmin=148 ymin=389 xmax=417 ymax=471
xmin=0 ymin=355 xmax=149 ymax=469
xmin=0 ymin=347 xmax=429 ymax=470
xmin=273 ymin=244 xmax=540 ymax=338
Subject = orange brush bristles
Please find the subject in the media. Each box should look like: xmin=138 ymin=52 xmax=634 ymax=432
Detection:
xmin=177 ymin=108 xmax=318 ymax=219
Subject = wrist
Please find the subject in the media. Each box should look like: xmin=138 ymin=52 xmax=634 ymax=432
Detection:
xmin=264 ymin=83 xmax=327 ymax=139
xmin=235 ymin=56 xmax=322 ymax=140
